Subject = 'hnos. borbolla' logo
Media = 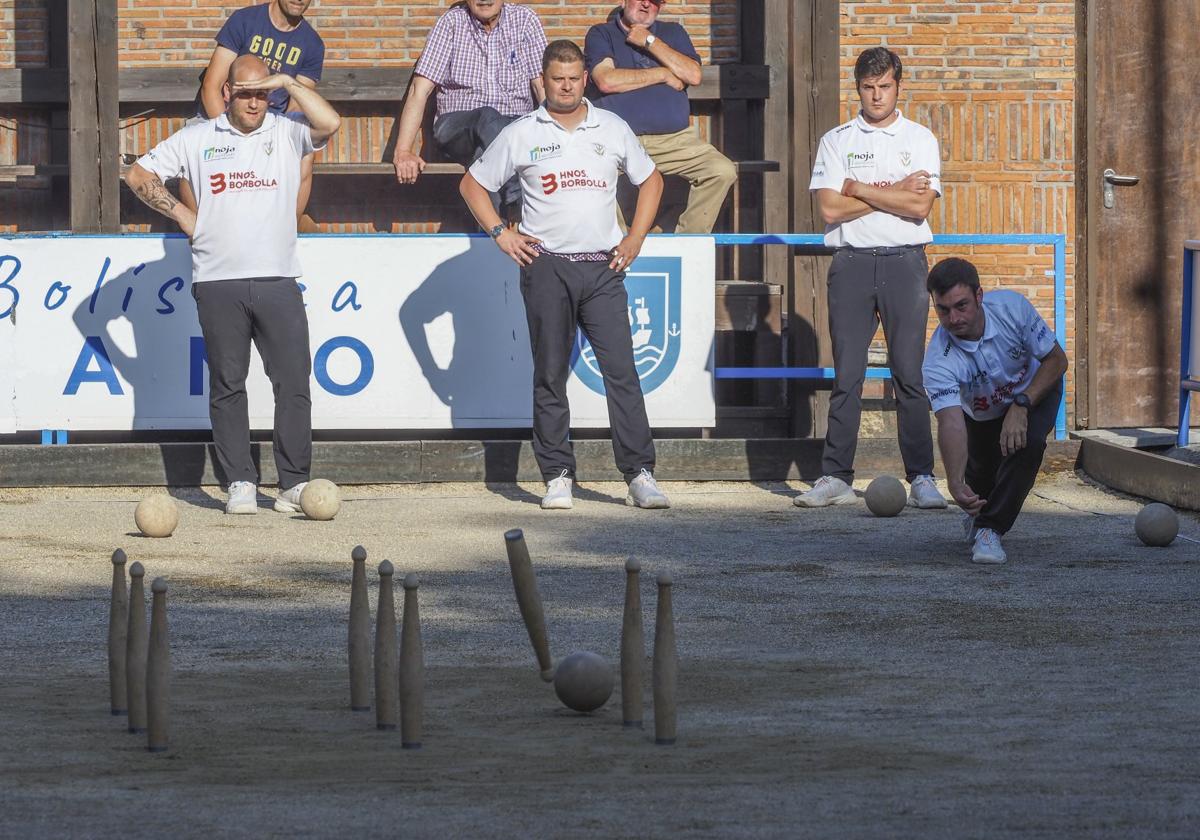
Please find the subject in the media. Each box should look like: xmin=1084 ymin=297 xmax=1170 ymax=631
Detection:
xmin=570 ymin=256 xmax=682 ymax=396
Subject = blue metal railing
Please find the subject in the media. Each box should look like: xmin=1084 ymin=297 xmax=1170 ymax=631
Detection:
xmin=707 ymin=233 xmax=1069 ymax=441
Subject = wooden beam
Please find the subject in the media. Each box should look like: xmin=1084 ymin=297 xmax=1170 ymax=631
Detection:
xmin=0 ymin=68 xmax=68 ymax=104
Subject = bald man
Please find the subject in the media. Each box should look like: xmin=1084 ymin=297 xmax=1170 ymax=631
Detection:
xmin=126 ymin=56 xmax=341 ymax=515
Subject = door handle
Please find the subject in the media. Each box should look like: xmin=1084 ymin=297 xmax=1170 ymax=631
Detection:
xmin=1102 ymin=168 xmax=1140 ymax=208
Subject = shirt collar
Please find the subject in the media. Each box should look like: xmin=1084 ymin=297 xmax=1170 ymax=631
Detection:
xmin=609 ymin=6 xmax=659 ymax=35
xmin=853 ymin=109 xmax=906 ymax=136
xmin=216 ymin=111 xmax=277 ymax=138
xmin=947 ymin=304 xmax=997 ymax=351
xmin=535 ymin=98 xmax=601 ymax=130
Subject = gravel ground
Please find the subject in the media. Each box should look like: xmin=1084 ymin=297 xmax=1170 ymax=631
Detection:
xmin=1 ymin=474 xmax=1197 ymax=839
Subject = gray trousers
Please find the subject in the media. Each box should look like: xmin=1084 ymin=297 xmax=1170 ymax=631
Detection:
xmin=192 ymin=277 xmax=312 ymax=490
xmin=519 ymin=253 xmax=656 ymax=482
xmin=822 ymin=245 xmax=935 ymax=483
xmin=433 ymin=107 xmax=521 ymax=211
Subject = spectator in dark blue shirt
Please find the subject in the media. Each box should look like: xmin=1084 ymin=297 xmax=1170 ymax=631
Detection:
xmin=585 ymin=0 xmax=734 ymax=233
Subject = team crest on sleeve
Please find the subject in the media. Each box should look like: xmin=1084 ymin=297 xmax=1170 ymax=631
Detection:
xmin=570 ymin=257 xmax=682 ymax=396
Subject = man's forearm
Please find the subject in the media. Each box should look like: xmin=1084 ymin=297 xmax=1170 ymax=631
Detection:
xmin=395 ymin=76 xmax=435 ymax=153
xmin=459 ymin=174 xmax=504 ymax=233
xmin=629 ymin=171 xmax=663 ymax=238
xmin=645 ymin=41 xmax=702 ymax=87
xmin=936 ymin=407 xmax=971 ymax=485
xmin=1022 ymin=344 xmax=1068 ymax=405
xmin=282 ymin=78 xmax=340 ymax=140
xmin=848 ymin=181 xmax=935 ymax=220
xmin=200 ymin=83 xmax=224 ymax=119
xmin=128 ymin=168 xmax=194 ymax=229
xmin=594 ymin=66 xmax=673 ymax=94
xmin=817 ymin=189 xmax=874 ymax=225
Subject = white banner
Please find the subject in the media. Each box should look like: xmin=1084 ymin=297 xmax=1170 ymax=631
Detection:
xmin=0 ymin=234 xmax=715 ymax=432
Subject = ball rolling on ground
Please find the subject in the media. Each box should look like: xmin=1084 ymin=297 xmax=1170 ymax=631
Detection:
xmin=864 ymin=475 xmax=907 ymax=517
xmin=1135 ymin=503 xmax=1178 ymax=547
xmin=134 ymin=495 xmax=178 ymax=538
xmin=300 ymin=479 xmax=341 ymax=521
xmin=553 ymin=651 xmax=614 ymax=713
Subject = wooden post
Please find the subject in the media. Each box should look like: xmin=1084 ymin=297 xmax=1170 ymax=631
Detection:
xmin=68 ymin=0 xmax=119 ymax=232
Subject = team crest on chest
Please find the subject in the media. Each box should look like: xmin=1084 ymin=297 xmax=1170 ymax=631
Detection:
xmin=899 ymin=150 xmax=911 ymax=166
xmin=264 ymin=139 xmax=274 ymax=156
xmin=591 ymin=142 xmax=606 ymax=157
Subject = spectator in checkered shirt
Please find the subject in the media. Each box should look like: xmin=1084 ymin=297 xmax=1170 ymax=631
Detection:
xmin=392 ymin=0 xmax=548 ymax=220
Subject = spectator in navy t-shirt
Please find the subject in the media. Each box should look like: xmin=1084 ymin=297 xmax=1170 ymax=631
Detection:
xmin=191 ymin=0 xmax=325 ymax=227
xmin=584 ymin=0 xmax=734 ymax=234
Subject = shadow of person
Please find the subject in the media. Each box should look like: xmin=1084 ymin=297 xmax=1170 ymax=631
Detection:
xmin=69 ymin=241 xmax=247 ymax=494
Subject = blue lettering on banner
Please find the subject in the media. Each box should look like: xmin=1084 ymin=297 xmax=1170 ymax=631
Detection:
xmin=64 ymin=336 xmax=123 ymax=395
xmin=332 ymin=281 xmax=362 ymax=312
xmin=189 ymin=336 xmax=207 ymax=396
xmin=121 ymin=287 xmax=134 ymax=313
xmin=87 ymin=257 xmax=112 ymax=315
xmin=314 ymin=336 xmax=373 ymax=396
xmin=0 ymin=254 xmax=20 ymax=319
xmin=157 ymin=277 xmax=184 ymax=314
xmin=44 ymin=281 xmax=70 ymax=311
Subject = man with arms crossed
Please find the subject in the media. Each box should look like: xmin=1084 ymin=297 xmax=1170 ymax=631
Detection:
xmin=922 ymin=258 xmax=1068 ymax=564
xmin=126 ymin=56 xmax=341 ymax=514
xmin=797 ymin=47 xmax=947 ymax=510
xmin=393 ymin=0 xmax=547 ymax=218
xmin=459 ymin=40 xmax=670 ymax=510
xmin=584 ymin=0 xmax=734 ymax=234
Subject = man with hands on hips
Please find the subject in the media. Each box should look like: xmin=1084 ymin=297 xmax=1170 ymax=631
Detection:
xmin=459 ymin=39 xmax=670 ymax=511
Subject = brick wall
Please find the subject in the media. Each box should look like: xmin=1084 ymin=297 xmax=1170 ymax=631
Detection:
xmin=840 ymin=1 xmax=1077 ymax=424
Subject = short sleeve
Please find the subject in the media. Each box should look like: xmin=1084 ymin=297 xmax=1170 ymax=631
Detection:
xmin=214 ymin=10 xmax=245 ymax=52
xmin=665 ymin=24 xmax=701 ymax=64
xmin=297 ymin=33 xmax=325 ymax=82
xmin=922 ymin=356 xmax=962 ymax=414
xmin=284 ymin=113 xmax=321 ymax=154
xmin=915 ymin=128 xmax=942 ymax=195
xmin=469 ymin=124 xmax=518 ymax=192
xmin=519 ymin=11 xmax=548 ymax=82
xmin=136 ymin=131 xmax=189 ymax=182
xmin=618 ymin=121 xmax=656 ymax=185
xmin=1017 ymin=295 xmax=1057 ymax=359
xmin=583 ymin=24 xmax=615 ymax=72
xmin=809 ymin=131 xmax=845 ymax=192
xmin=413 ymin=14 xmax=455 ymax=87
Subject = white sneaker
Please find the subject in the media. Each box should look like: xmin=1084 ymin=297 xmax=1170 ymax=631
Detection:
xmin=274 ymin=482 xmax=307 ymax=513
xmin=626 ymin=469 xmax=670 ymax=509
xmin=226 ymin=481 xmax=258 ymax=515
xmin=971 ymin=528 xmax=1007 ymax=564
xmin=962 ymin=513 xmax=978 ymax=544
xmin=541 ymin=470 xmax=573 ymax=510
xmin=908 ymin=475 xmax=948 ymax=509
xmin=794 ymin=475 xmax=856 ymax=508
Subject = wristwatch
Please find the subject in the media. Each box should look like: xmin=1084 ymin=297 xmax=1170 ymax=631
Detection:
xmin=488 ymin=223 xmax=505 ymax=239
xmin=1013 ymin=392 xmax=1032 ymax=409
xmin=645 ymin=33 xmax=657 ymax=47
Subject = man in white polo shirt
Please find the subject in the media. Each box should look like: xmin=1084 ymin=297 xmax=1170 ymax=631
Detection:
xmin=125 ymin=55 xmax=341 ymax=515
xmin=797 ymin=46 xmax=948 ymax=511
xmin=459 ymin=39 xmax=670 ymax=511
xmin=922 ymin=257 xmax=1068 ymax=564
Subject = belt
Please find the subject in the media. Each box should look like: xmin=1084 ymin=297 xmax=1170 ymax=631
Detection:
xmin=839 ymin=244 xmax=925 ymax=256
xmin=532 ymin=243 xmax=611 ymax=263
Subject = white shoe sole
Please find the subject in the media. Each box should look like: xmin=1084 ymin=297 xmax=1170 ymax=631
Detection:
xmin=273 ymin=498 xmax=302 ymax=513
xmin=226 ymin=503 xmax=257 ymax=515
xmin=625 ymin=495 xmax=670 ymax=509
xmin=971 ymin=553 xmax=1007 ymax=565
xmin=793 ymin=491 xmax=856 ymax=508
xmin=907 ymin=495 xmax=949 ymax=509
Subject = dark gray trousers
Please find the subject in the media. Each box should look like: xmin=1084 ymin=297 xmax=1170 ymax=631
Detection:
xmin=192 ymin=277 xmax=312 ymax=490
xmin=823 ymin=245 xmax=935 ymax=483
xmin=433 ymin=107 xmax=521 ymax=211
xmin=968 ymin=379 xmax=1062 ymax=535
xmin=519 ymin=253 xmax=656 ymax=482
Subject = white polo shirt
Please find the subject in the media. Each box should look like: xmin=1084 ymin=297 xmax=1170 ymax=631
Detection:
xmin=135 ymin=112 xmax=323 ymax=283
xmin=469 ymin=99 xmax=656 ymax=253
xmin=809 ymin=111 xmax=941 ymax=248
xmin=922 ymin=290 xmax=1058 ymax=421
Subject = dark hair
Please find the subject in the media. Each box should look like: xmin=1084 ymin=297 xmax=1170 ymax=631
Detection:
xmin=854 ymin=47 xmax=902 ymax=86
xmin=927 ymin=257 xmax=981 ymax=296
xmin=543 ymin=39 xmax=585 ymax=73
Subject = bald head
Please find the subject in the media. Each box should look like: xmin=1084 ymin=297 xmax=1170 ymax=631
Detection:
xmin=227 ymin=55 xmax=270 ymax=88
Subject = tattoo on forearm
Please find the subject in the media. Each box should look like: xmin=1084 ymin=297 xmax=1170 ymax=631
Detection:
xmin=134 ymin=176 xmax=179 ymax=216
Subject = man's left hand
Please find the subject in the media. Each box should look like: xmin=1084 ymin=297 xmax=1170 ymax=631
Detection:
xmin=626 ymin=24 xmax=652 ymax=48
xmin=1000 ymin=404 xmax=1028 ymax=456
xmin=610 ymin=233 xmax=645 ymax=272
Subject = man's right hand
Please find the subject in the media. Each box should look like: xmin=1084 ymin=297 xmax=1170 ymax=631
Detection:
xmin=495 ymin=228 xmax=541 ymax=266
xmin=393 ymin=149 xmax=426 ymax=185
xmin=661 ymin=70 xmax=685 ymax=91
xmin=948 ymin=479 xmax=986 ymax=516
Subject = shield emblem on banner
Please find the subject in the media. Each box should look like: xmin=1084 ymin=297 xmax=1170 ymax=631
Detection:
xmin=570 ymin=256 xmax=682 ymax=395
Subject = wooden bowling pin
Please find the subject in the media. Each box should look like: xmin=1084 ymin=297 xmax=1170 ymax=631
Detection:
xmin=653 ymin=571 xmax=677 ymax=746
xmin=146 ymin=577 xmax=170 ymax=753
xmin=503 ymin=529 xmax=555 ymax=682
xmin=125 ymin=562 xmax=148 ymax=734
xmin=373 ymin=560 xmax=398 ymax=731
xmin=108 ymin=549 xmax=129 ymax=716
xmin=348 ymin=545 xmax=371 ymax=712
xmin=620 ymin=558 xmax=645 ymax=728
xmin=400 ymin=573 xmax=424 ymax=750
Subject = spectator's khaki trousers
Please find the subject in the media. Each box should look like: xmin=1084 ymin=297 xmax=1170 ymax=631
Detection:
xmin=622 ymin=127 xmax=737 ymax=235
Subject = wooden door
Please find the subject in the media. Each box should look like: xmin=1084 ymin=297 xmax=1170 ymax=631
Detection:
xmin=1085 ymin=1 xmax=1200 ymax=428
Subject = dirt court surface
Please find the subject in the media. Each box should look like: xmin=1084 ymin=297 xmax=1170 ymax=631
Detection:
xmin=1 ymin=474 xmax=1197 ymax=838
